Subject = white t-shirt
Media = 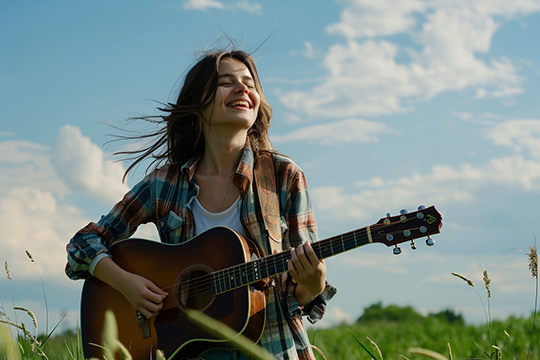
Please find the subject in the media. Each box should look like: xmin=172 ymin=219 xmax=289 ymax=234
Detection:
xmin=192 ymin=196 xmax=247 ymax=238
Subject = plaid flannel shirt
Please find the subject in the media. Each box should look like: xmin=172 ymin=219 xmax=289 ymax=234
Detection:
xmin=66 ymin=145 xmax=337 ymax=360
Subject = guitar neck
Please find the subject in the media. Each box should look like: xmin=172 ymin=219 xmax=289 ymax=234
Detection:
xmin=212 ymin=205 xmax=442 ymax=295
xmin=212 ymin=226 xmax=374 ymax=295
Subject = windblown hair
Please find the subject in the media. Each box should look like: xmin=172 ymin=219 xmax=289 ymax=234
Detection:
xmin=115 ymin=50 xmax=273 ymax=181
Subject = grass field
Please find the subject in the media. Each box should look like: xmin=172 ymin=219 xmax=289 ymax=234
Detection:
xmin=308 ymin=308 xmax=539 ymax=359
xmin=1 ymin=245 xmax=537 ymax=359
xmin=1 ymin=305 xmax=538 ymax=359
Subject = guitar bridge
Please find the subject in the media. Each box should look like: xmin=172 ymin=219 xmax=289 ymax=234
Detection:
xmin=135 ymin=311 xmax=151 ymax=339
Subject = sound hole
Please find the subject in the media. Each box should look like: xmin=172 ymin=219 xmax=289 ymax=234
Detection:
xmin=174 ymin=265 xmax=214 ymax=312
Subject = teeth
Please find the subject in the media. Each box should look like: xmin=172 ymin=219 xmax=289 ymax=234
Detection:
xmin=228 ymin=101 xmax=250 ymax=108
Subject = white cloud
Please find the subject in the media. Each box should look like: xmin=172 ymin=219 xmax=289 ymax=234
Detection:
xmin=0 ymin=125 xmax=162 ymax=285
xmin=0 ymin=141 xmax=69 ymax=198
xmin=0 ymin=187 xmax=87 ymax=279
xmin=183 ymin=0 xmax=225 ymax=11
xmin=0 ymin=135 xmax=93 ymax=281
xmin=327 ymin=0 xmax=426 ymax=39
xmin=312 ymin=155 xmax=540 ymax=222
xmin=279 ymin=0 xmax=539 ymax=118
xmin=290 ymin=42 xmax=322 ymax=59
xmin=235 ymin=0 xmax=262 ymax=14
xmin=52 ymin=125 xmax=129 ymax=204
xmin=485 ymin=119 xmax=540 ymax=159
xmin=318 ymin=306 xmax=354 ymax=328
xmin=183 ymin=0 xmax=261 ymax=13
xmin=272 ymin=119 xmax=397 ymax=145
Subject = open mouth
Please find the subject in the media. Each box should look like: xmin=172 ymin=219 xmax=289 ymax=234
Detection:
xmin=227 ymin=100 xmax=251 ymax=109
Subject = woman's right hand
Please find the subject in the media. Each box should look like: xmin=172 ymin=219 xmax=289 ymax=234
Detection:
xmin=93 ymin=257 xmax=169 ymax=319
xmin=116 ymin=272 xmax=169 ymax=319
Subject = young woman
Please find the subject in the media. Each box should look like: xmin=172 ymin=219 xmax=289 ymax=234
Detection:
xmin=66 ymin=50 xmax=336 ymax=360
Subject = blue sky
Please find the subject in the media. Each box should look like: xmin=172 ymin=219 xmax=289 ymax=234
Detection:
xmin=2 ymin=0 xmax=540 ymax=335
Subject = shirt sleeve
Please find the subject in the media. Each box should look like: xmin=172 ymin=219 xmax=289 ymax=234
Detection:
xmin=278 ymin=159 xmax=337 ymax=324
xmin=65 ymin=174 xmax=155 ymax=280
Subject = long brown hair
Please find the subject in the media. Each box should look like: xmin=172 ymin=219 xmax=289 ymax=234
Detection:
xmin=115 ymin=50 xmax=273 ymax=181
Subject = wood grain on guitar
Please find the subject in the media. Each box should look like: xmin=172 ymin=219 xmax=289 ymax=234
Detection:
xmin=81 ymin=206 xmax=442 ymax=359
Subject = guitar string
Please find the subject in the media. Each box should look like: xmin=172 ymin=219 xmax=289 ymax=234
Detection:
xmin=155 ymin=218 xmax=431 ymax=298
xmin=156 ymin=224 xmax=425 ymax=301
xmin=157 ymin=228 xmax=428 ymax=310
xmin=155 ymin=223 xmax=429 ymax=302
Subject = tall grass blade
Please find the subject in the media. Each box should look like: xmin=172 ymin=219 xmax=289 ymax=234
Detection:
xmin=0 ymin=322 xmax=21 ymax=360
xmin=185 ymin=309 xmax=275 ymax=360
xmin=525 ymin=235 xmax=538 ymax=360
xmin=347 ymin=330 xmax=380 ymax=360
xmin=26 ymin=250 xmax=49 ymax=334
xmin=41 ymin=311 xmax=67 ymax=345
xmin=408 ymin=347 xmax=448 ymax=360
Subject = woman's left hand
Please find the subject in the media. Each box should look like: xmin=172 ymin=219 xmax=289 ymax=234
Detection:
xmin=288 ymin=241 xmax=327 ymax=305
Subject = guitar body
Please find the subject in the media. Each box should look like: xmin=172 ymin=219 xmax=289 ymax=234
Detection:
xmin=81 ymin=227 xmax=266 ymax=360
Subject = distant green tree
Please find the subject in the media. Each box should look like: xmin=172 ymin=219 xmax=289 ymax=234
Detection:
xmin=428 ymin=309 xmax=465 ymax=324
xmin=357 ymin=302 xmax=424 ymax=323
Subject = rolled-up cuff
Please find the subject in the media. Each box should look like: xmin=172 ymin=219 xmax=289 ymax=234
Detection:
xmin=303 ymin=282 xmax=338 ymax=324
xmin=88 ymin=253 xmax=111 ymax=276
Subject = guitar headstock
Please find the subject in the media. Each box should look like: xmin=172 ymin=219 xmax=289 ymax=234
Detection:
xmin=371 ymin=205 xmax=442 ymax=254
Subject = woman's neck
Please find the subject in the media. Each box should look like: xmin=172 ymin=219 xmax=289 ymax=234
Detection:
xmin=201 ymin=129 xmax=247 ymax=176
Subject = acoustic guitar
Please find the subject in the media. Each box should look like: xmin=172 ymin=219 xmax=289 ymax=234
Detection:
xmin=81 ymin=205 xmax=442 ymax=359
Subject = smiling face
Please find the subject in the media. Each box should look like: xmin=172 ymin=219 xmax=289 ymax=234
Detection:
xmin=200 ymin=57 xmax=261 ymax=134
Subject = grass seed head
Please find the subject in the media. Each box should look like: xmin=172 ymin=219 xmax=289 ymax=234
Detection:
xmin=5 ymin=261 xmax=11 ymax=280
xmin=483 ymin=268 xmax=491 ymax=298
xmin=451 ymin=272 xmax=475 ymax=287
xmin=491 ymin=345 xmax=501 ymax=360
xmin=526 ymin=245 xmax=538 ymax=278
xmin=367 ymin=336 xmax=383 ymax=360
xmin=14 ymin=307 xmax=38 ymax=330
xmin=25 ymin=250 xmax=34 ymax=262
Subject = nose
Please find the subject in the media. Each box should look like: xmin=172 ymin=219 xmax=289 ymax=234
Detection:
xmin=234 ymin=82 xmax=249 ymax=94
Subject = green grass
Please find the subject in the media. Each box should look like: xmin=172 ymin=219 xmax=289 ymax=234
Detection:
xmin=1 ymin=311 xmax=537 ymax=359
xmin=308 ymin=311 xmax=539 ymax=359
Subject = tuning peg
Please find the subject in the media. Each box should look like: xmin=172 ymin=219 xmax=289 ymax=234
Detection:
xmin=393 ymin=245 xmax=402 ymax=255
xmin=400 ymin=209 xmax=408 ymax=215
xmin=426 ymin=236 xmax=435 ymax=246
xmin=410 ymin=240 xmax=416 ymax=250
xmin=386 ymin=213 xmax=391 ymax=218
xmin=417 ymin=205 xmax=425 ymax=210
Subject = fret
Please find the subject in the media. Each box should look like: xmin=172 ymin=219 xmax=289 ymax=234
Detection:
xmin=246 ymin=262 xmax=255 ymax=284
xmin=231 ymin=266 xmax=238 ymax=290
xmin=240 ymin=263 xmax=248 ymax=287
xmin=264 ymin=256 xmax=275 ymax=279
xmin=225 ymin=268 xmax=231 ymax=291
xmin=320 ymin=242 xmax=331 ymax=259
xmin=259 ymin=257 xmax=268 ymax=279
xmin=211 ymin=273 xmax=217 ymax=294
xmin=215 ymin=272 xmax=223 ymax=294
xmin=271 ymin=253 xmax=278 ymax=276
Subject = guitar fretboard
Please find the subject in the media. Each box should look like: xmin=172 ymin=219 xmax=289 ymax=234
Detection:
xmin=212 ymin=226 xmax=375 ymax=294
